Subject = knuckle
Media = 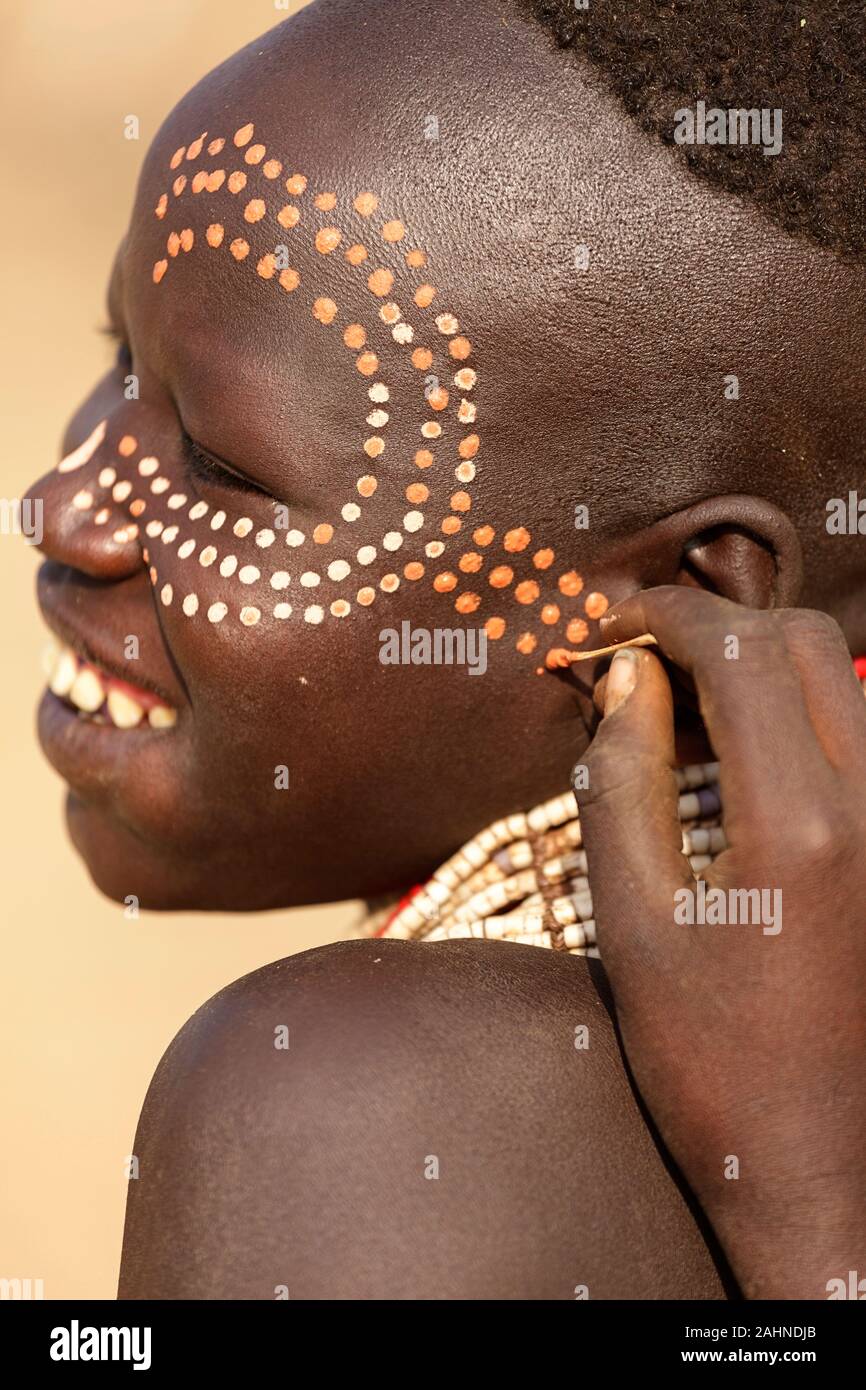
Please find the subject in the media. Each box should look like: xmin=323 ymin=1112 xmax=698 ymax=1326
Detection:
xmin=774 ymin=808 xmax=857 ymax=871
xmin=780 ymin=606 xmax=848 ymax=656
xmin=575 ymin=741 xmax=660 ymax=812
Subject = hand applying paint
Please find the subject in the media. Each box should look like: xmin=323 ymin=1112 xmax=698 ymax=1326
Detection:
xmin=573 ymin=586 xmax=866 ymax=1301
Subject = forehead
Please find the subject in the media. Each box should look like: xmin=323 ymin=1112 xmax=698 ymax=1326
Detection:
xmin=119 ymin=6 xmax=866 ymax=494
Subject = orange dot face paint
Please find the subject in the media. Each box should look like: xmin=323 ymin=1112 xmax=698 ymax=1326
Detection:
xmin=367 ymin=268 xmax=394 ymax=297
xmin=584 ymin=592 xmax=609 ymax=619
xmin=558 ymin=571 xmax=584 ymax=597
xmin=134 ymin=118 xmax=608 ymax=667
xmin=315 ymin=227 xmax=341 ymax=254
xmin=312 ymin=297 xmax=337 ymax=324
xmin=504 ymin=527 xmax=531 ymax=553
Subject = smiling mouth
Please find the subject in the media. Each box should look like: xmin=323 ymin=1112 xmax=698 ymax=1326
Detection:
xmin=44 ymin=640 xmax=177 ymax=730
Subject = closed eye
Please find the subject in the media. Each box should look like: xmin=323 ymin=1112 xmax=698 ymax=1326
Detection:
xmin=181 ymin=432 xmax=272 ymax=497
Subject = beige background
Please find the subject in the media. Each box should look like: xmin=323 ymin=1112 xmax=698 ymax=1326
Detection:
xmin=0 ymin=0 xmax=355 ymax=1301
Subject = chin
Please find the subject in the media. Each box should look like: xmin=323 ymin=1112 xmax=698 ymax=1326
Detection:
xmin=66 ymin=793 xmax=228 ymax=911
xmin=64 ymin=792 xmax=353 ymax=912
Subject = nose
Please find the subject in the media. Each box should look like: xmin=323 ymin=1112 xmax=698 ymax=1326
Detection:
xmin=23 ymin=415 xmax=146 ymax=582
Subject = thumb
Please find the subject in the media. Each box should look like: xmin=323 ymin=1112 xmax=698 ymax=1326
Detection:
xmin=573 ymin=648 xmax=694 ymax=970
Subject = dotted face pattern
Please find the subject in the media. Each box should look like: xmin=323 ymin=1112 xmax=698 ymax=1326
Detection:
xmin=58 ymin=121 xmax=608 ymax=672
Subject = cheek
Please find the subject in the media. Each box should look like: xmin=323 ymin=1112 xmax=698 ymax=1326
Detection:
xmin=61 ymin=115 xmax=610 ymax=691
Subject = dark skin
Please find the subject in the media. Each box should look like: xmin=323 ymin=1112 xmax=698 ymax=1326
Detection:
xmin=22 ymin=0 xmax=866 ymax=1296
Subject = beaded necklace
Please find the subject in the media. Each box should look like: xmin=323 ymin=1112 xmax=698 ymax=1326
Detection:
xmin=368 ymin=660 xmax=866 ymax=957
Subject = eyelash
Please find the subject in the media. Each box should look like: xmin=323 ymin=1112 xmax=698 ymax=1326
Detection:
xmin=182 ymin=433 xmax=268 ymax=496
xmin=100 ymin=324 xmax=132 ymax=371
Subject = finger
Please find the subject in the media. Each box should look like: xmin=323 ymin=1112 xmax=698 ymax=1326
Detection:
xmin=597 ymin=587 xmax=831 ymax=822
xmin=777 ymin=608 xmax=866 ymax=771
xmin=575 ymin=647 xmax=694 ymax=971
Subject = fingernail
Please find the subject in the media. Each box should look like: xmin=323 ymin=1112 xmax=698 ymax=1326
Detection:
xmin=604 ymin=647 xmax=638 ymax=715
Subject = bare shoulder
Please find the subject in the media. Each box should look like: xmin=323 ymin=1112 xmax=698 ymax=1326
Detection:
xmin=119 ymin=937 xmax=725 ymax=1300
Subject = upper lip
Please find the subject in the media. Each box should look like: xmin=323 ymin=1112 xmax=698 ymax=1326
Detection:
xmin=37 ymin=567 xmax=181 ymax=707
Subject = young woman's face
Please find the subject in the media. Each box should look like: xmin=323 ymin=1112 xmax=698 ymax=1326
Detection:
xmin=25 ymin=2 xmax=866 ymax=909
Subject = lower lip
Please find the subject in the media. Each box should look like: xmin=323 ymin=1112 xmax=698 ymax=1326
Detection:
xmin=37 ymin=688 xmax=181 ymax=800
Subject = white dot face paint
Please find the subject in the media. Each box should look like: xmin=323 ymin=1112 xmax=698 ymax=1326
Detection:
xmin=73 ymin=133 xmax=605 ymax=669
xmin=58 ymin=418 xmax=107 ymax=474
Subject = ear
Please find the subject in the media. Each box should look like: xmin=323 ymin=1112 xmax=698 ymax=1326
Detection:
xmin=599 ymin=494 xmax=803 ymax=609
xmin=584 ymin=496 xmax=804 ymax=763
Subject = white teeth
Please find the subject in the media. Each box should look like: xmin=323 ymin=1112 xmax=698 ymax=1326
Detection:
xmin=44 ymin=639 xmax=178 ymax=728
xmin=49 ymin=648 xmax=78 ymax=698
xmin=107 ymin=688 xmax=145 ymax=729
xmin=69 ymin=667 xmax=105 ymax=713
xmin=148 ymin=704 xmax=177 ymax=729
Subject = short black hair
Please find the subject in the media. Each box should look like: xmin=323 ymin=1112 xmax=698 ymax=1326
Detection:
xmin=523 ymin=0 xmax=866 ymax=262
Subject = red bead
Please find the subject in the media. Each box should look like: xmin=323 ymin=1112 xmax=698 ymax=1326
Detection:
xmin=854 ymin=656 xmax=866 ymax=681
